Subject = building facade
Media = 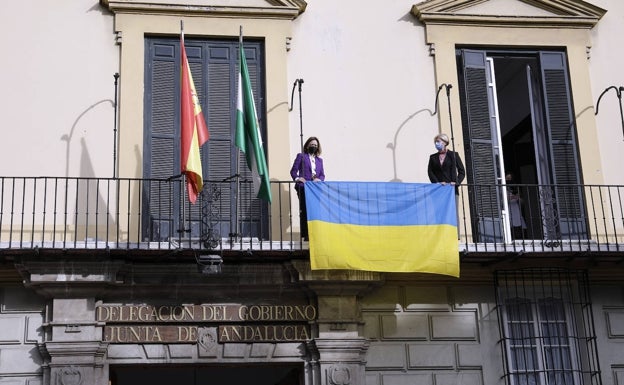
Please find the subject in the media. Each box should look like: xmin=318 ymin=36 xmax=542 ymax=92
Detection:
xmin=1 ymin=0 xmax=624 ymax=384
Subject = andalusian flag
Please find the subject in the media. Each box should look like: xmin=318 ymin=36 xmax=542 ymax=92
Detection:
xmin=305 ymin=182 xmax=459 ymax=277
xmin=180 ymin=31 xmax=209 ymax=203
xmin=235 ymin=42 xmax=272 ymax=203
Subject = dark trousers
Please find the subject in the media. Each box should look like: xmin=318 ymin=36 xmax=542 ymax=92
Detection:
xmin=296 ymin=187 xmax=308 ymax=240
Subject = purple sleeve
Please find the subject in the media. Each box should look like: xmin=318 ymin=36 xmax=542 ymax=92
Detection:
xmin=290 ymin=153 xmax=303 ymax=180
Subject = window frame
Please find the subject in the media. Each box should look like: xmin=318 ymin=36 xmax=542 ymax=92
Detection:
xmin=502 ymin=296 xmax=580 ymax=385
xmin=495 ymin=269 xmax=601 ymax=385
xmin=412 ymin=1 xmax=607 ymax=243
xmin=142 ymin=36 xmax=270 ymax=242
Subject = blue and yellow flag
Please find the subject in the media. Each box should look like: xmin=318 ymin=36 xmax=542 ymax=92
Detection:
xmin=305 ymin=182 xmax=459 ymax=277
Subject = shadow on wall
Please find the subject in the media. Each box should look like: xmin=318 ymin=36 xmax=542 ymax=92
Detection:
xmin=386 ymin=108 xmax=435 ymax=182
xmin=60 ymin=99 xmax=114 ymax=178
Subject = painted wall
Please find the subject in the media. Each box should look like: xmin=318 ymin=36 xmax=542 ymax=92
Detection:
xmin=588 ymin=0 xmax=624 ymax=186
xmin=1 ymin=0 xmax=622 ymax=187
xmin=287 ymin=0 xmax=437 ymax=184
xmin=0 ymin=1 xmax=118 ymax=178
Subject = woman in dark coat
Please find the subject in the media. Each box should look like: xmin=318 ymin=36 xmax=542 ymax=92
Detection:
xmin=428 ymin=133 xmax=465 ymax=237
xmin=427 ymin=133 xmax=465 ymax=191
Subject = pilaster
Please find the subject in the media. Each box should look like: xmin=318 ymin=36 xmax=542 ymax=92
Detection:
xmin=37 ymin=297 xmax=108 ymax=385
xmin=292 ymin=261 xmax=382 ymax=385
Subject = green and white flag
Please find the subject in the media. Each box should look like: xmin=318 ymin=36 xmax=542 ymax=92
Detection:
xmin=235 ymin=43 xmax=272 ymax=203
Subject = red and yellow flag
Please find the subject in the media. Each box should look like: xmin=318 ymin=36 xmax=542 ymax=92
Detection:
xmin=180 ymin=32 xmax=209 ymax=203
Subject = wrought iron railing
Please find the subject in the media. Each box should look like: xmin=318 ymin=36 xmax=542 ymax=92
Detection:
xmin=0 ymin=177 xmax=622 ymax=255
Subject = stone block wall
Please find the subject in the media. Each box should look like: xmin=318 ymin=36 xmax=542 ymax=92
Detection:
xmin=0 ymin=287 xmax=45 ymax=385
xmin=360 ymin=284 xmax=502 ymax=385
xmin=588 ymin=285 xmax=624 ymax=385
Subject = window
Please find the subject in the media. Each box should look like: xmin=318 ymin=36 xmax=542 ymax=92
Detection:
xmin=142 ymin=37 xmax=269 ymax=243
xmin=457 ymin=50 xmax=588 ymax=243
xmin=495 ymin=269 xmax=601 ymax=385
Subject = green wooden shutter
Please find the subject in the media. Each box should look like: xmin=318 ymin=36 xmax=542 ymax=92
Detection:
xmin=204 ymin=42 xmax=268 ymax=240
xmin=143 ymin=41 xmax=179 ymax=241
xmin=459 ymin=49 xmax=504 ymax=242
xmin=539 ymin=52 xmax=587 ymax=239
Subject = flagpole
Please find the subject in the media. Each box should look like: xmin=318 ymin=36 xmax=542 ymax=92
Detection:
xmin=231 ymin=26 xmax=243 ymax=244
xmin=180 ymin=19 xmax=189 ymax=241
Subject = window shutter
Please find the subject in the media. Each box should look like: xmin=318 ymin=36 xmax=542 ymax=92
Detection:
xmin=143 ymin=41 xmax=179 ymax=241
xmin=539 ymin=52 xmax=587 ymax=239
xmin=459 ymin=49 xmax=504 ymax=242
xmin=203 ymin=42 xmax=268 ymax=239
xmin=143 ymin=38 xmax=269 ymax=243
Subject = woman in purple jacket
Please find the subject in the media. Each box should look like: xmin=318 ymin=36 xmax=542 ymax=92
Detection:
xmin=290 ymin=136 xmax=325 ymax=240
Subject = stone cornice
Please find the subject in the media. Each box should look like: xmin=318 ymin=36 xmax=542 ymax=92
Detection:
xmin=100 ymin=0 xmax=306 ymax=19
xmin=412 ymin=0 xmax=606 ymax=29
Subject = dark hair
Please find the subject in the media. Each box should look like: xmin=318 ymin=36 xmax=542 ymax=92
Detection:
xmin=303 ymin=136 xmax=322 ymax=156
xmin=506 ymin=172 xmax=518 ymax=194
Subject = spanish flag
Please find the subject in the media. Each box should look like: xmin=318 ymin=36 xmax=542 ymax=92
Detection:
xmin=180 ymin=31 xmax=209 ymax=203
xmin=305 ymin=182 xmax=459 ymax=277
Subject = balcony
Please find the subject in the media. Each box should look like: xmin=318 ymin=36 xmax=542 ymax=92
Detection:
xmin=0 ymin=177 xmax=623 ymax=260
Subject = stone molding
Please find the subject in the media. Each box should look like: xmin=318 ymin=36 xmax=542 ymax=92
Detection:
xmin=412 ymin=0 xmax=606 ymax=28
xmin=100 ymin=0 xmax=306 ymax=19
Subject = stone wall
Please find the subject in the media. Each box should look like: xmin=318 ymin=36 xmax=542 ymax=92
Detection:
xmin=590 ymin=285 xmax=624 ymax=385
xmin=0 ymin=287 xmax=45 ymax=385
xmin=361 ymin=284 xmax=502 ymax=385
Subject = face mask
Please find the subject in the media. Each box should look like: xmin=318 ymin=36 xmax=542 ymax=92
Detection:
xmin=307 ymin=146 xmax=318 ymax=154
xmin=435 ymin=141 xmax=445 ymax=151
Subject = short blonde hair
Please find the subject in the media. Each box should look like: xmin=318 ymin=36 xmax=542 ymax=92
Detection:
xmin=434 ymin=133 xmax=449 ymax=145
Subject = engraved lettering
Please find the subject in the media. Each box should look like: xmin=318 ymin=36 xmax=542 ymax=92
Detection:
xmin=97 ymin=304 xmax=317 ymax=324
xmin=299 ymin=325 xmax=310 ymax=340
xmin=157 ymin=306 xmax=169 ymax=321
xmin=295 ymin=306 xmax=306 ymax=320
xmin=238 ymin=305 xmax=248 ymax=321
xmin=202 ymin=305 xmax=214 ymax=320
xmin=129 ymin=325 xmax=141 ymax=341
xmin=183 ymin=305 xmax=194 ymax=320
xmin=274 ymin=306 xmax=283 ymax=320
xmin=128 ymin=306 xmax=138 ymax=321
xmin=109 ymin=306 xmax=119 ymax=321
xmin=97 ymin=306 xmax=109 ymax=322
xmin=217 ymin=325 xmax=310 ymax=342
xmin=220 ymin=326 xmax=230 ymax=341
xmin=151 ymin=326 xmax=162 ymax=342
xmin=178 ymin=326 xmax=198 ymax=342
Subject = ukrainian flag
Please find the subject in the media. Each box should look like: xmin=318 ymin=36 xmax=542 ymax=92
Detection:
xmin=305 ymin=182 xmax=459 ymax=277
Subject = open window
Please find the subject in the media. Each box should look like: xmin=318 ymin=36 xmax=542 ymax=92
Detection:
xmin=457 ymin=49 xmax=588 ymax=243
